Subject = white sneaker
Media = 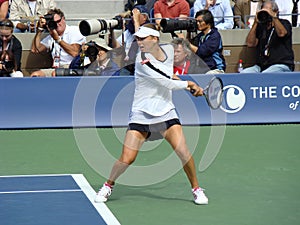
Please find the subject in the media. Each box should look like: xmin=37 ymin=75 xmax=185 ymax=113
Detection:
xmin=94 ymin=182 xmax=113 ymax=203
xmin=192 ymin=187 xmax=208 ymax=205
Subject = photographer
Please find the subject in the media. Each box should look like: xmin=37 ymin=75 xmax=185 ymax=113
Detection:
xmin=57 ymin=37 xmax=122 ymax=76
xmin=177 ymin=9 xmax=226 ymax=73
xmin=0 ymin=50 xmax=23 ymax=77
xmin=241 ymin=0 xmax=294 ymax=73
xmin=0 ymin=19 xmax=22 ymax=72
xmin=30 ymin=8 xmax=86 ymax=77
xmin=109 ymin=4 xmax=150 ymax=74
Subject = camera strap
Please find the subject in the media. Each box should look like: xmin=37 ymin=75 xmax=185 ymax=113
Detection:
xmin=140 ymin=52 xmax=170 ymax=79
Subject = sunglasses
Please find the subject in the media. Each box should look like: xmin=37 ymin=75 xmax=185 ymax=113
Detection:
xmin=54 ymin=18 xmax=62 ymax=24
xmin=0 ymin=21 xmax=14 ymax=28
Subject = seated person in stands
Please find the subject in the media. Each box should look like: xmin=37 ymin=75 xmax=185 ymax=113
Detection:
xmin=110 ymin=4 xmax=150 ymax=75
xmin=0 ymin=0 xmax=9 ymax=21
xmin=241 ymin=0 xmax=294 ymax=73
xmin=193 ymin=0 xmax=234 ymax=29
xmin=275 ymin=0 xmax=300 ymax=27
xmin=234 ymin=0 xmax=265 ymax=29
xmin=30 ymin=8 xmax=86 ymax=77
xmin=0 ymin=50 xmax=23 ymax=77
xmin=178 ymin=9 xmax=226 ymax=73
xmin=0 ymin=19 xmax=23 ymax=72
xmin=9 ymin=0 xmax=56 ymax=33
xmin=59 ymin=37 xmax=123 ymax=76
xmin=153 ymin=0 xmax=190 ymax=25
xmin=172 ymin=37 xmax=209 ymax=76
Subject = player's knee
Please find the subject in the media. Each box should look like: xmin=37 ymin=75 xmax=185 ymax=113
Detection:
xmin=176 ymin=149 xmax=192 ymax=162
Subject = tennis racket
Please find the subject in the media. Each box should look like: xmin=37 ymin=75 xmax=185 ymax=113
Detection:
xmin=191 ymin=77 xmax=224 ymax=110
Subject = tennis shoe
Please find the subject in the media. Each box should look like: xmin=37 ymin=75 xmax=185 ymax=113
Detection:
xmin=192 ymin=187 xmax=208 ymax=205
xmin=94 ymin=182 xmax=113 ymax=203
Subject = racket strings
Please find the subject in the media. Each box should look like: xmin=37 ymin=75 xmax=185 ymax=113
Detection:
xmin=205 ymin=78 xmax=223 ymax=109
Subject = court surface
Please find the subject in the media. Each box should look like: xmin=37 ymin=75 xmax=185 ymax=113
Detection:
xmin=0 ymin=174 xmax=120 ymax=225
xmin=1 ymin=124 xmax=300 ymax=225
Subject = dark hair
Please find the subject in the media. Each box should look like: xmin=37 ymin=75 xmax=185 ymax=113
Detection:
xmin=47 ymin=8 xmax=65 ymax=18
xmin=195 ymin=9 xmax=215 ymax=28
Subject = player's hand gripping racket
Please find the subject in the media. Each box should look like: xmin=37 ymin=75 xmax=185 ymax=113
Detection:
xmin=191 ymin=77 xmax=224 ymax=110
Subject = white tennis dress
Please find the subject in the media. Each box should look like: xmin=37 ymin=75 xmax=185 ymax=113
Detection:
xmin=129 ymin=44 xmax=188 ymax=125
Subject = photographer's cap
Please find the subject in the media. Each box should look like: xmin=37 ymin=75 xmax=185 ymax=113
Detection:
xmin=93 ymin=38 xmax=112 ymax=51
xmin=134 ymin=26 xmax=160 ymax=38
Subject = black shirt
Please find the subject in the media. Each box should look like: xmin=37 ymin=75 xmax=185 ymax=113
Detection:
xmin=256 ymin=19 xmax=294 ymax=71
xmin=0 ymin=35 xmax=23 ymax=71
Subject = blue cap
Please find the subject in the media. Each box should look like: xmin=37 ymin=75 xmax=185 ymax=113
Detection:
xmin=133 ymin=5 xmax=149 ymax=16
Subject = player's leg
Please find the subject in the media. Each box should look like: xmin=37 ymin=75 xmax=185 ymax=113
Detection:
xmin=107 ymin=129 xmax=147 ymax=184
xmin=163 ymin=124 xmax=198 ymax=188
xmin=95 ymin=129 xmax=147 ymax=203
xmin=163 ymin=124 xmax=208 ymax=204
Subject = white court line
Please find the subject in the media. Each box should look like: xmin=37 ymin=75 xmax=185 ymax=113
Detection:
xmin=72 ymin=174 xmax=121 ymax=225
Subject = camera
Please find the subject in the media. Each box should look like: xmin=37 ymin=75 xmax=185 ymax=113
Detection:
xmin=79 ymin=16 xmax=123 ymax=36
xmin=55 ymin=68 xmax=98 ymax=76
xmin=160 ymin=18 xmax=198 ymax=33
xmin=84 ymin=41 xmax=99 ymax=62
xmin=43 ymin=13 xmax=57 ymax=30
xmin=257 ymin=11 xmax=272 ymax=24
xmin=85 ymin=41 xmax=98 ymax=56
xmin=1 ymin=60 xmax=14 ymax=73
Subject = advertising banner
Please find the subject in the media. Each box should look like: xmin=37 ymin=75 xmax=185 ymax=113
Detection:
xmin=0 ymin=73 xmax=299 ymax=129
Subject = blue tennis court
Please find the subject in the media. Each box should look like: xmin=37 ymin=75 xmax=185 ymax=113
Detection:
xmin=0 ymin=174 xmax=120 ymax=225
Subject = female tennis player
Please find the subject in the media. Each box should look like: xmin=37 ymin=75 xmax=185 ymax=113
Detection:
xmin=95 ymin=23 xmax=208 ymax=205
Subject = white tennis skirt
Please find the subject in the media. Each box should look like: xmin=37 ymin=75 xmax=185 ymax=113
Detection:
xmin=128 ymin=108 xmax=179 ymax=125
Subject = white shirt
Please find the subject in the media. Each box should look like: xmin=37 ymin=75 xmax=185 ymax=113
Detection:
xmin=9 ymin=0 xmax=56 ymax=27
xmin=27 ymin=1 xmax=36 ymax=15
xmin=10 ymin=71 xmax=24 ymax=77
xmin=193 ymin=0 xmax=234 ymax=30
xmin=131 ymin=44 xmax=188 ymax=122
xmin=276 ymin=0 xmax=300 ymax=26
xmin=41 ymin=25 xmax=86 ymax=65
xmin=248 ymin=1 xmax=259 ymax=28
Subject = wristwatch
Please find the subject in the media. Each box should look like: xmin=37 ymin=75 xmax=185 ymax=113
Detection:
xmin=55 ymin=37 xmax=62 ymax=44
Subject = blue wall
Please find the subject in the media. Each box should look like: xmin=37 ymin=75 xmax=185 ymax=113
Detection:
xmin=1 ymin=73 xmax=299 ymax=129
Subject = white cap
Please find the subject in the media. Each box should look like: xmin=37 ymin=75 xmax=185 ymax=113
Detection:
xmin=93 ymin=38 xmax=112 ymax=51
xmin=134 ymin=26 xmax=160 ymax=38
